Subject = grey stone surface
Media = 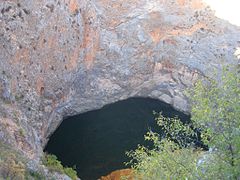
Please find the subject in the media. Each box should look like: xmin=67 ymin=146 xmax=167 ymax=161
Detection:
xmin=0 ymin=0 xmax=239 ymax=167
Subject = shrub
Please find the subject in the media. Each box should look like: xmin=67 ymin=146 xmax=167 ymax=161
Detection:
xmin=126 ymin=114 xmax=201 ymax=180
xmin=126 ymin=65 xmax=240 ymax=179
xmin=43 ymin=154 xmax=64 ymax=173
xmin=64 ymin=167 xmax=78 ymax=180
xmin=43 ymin=154 xmax=78 ymax=180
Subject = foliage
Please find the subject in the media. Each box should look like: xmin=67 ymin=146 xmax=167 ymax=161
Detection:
xmin=126 ymin=114 xmax=201 ymax=180
xmin=42 ymin=154 xmax=78 ymax=180
xmin=63 ymin=167 xmax=78 ymax=180
xmin=26 ymin=170 xmax=46 ymax=180
xmin=126 ymin=65 xmax=240 ymax=179
xmin=189 ymin=66 xmax=240 ymax=179
xmin=153 ymin=112 xmax=201 ymax=148
xmin=43 ymin=154 xmax=64 ymax=173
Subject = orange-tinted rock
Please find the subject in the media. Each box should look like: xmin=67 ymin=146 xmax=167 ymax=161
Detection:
xmin=0 ymin=0 xmax=239 ymax=170
xmin=100 ymin=169 xmax=134 ymax=180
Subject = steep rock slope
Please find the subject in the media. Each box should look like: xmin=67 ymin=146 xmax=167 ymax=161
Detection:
xmin=0 ymin=0 xmax=239 ymax=162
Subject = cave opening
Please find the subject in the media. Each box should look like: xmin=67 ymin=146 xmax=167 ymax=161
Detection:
xmin=44 ymin=97 xmax=190 ymax=180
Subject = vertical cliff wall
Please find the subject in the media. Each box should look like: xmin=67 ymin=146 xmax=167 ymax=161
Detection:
xmin=0 ymin=0 xmax=239 ymax=160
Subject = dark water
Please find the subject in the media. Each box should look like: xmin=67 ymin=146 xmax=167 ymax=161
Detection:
xmin=45 ymin=97 xmax=190 ymax=180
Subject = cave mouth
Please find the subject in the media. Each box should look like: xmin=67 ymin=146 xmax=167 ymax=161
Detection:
xmin=44 ymin=97 xmax=190 ymax=180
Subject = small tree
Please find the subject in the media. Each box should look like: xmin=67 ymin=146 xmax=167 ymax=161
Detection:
xmin=190 ymin=66 xmax=240 ymax=179
xmin=126 ymin=65 xmax=240 ymax=179
xmin=126 ymin=114 xmax=201 ymax=180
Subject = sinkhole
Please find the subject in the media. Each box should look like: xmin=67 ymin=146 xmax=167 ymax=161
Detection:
xmin=44 ymin=97 xmax=190 ymax=180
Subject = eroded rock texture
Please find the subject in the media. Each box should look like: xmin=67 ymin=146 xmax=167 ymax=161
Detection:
xmin=0 ymin=0 xmax=240 ymax=160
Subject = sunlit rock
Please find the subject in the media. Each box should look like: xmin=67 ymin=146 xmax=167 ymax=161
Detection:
xmin=0 ymin=0 xmax=239 ymax=173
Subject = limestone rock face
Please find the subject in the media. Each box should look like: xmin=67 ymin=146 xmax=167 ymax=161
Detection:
xmin=0 ymin=0 xmax=239 ymax=160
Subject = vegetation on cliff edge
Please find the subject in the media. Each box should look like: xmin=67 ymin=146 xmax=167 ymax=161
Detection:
xmin=42 ymin=154 xmax=78 ymax=180
xmin=126 ymin=65 xmax=240 ymax=179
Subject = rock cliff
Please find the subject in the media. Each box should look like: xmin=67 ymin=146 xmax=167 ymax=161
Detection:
xmin=0 ymin=0 xmax=239 ymax=173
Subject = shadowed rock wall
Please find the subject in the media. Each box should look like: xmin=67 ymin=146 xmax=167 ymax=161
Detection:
xmin=0 ymin=0 xmax=239 ymax=159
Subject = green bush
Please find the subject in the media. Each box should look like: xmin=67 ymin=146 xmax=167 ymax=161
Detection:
xmin=43 ymin=154 xmax=78 ymax=180
xmin=126 ymin=114 xmax=200 ymax=180
xmin=127 ymin=65 xmax=240 ymax=179
xmin=64 ymin=167 xmax=78 ymax=180
xmin=43 ymin=154 xmax=64 ymax=173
